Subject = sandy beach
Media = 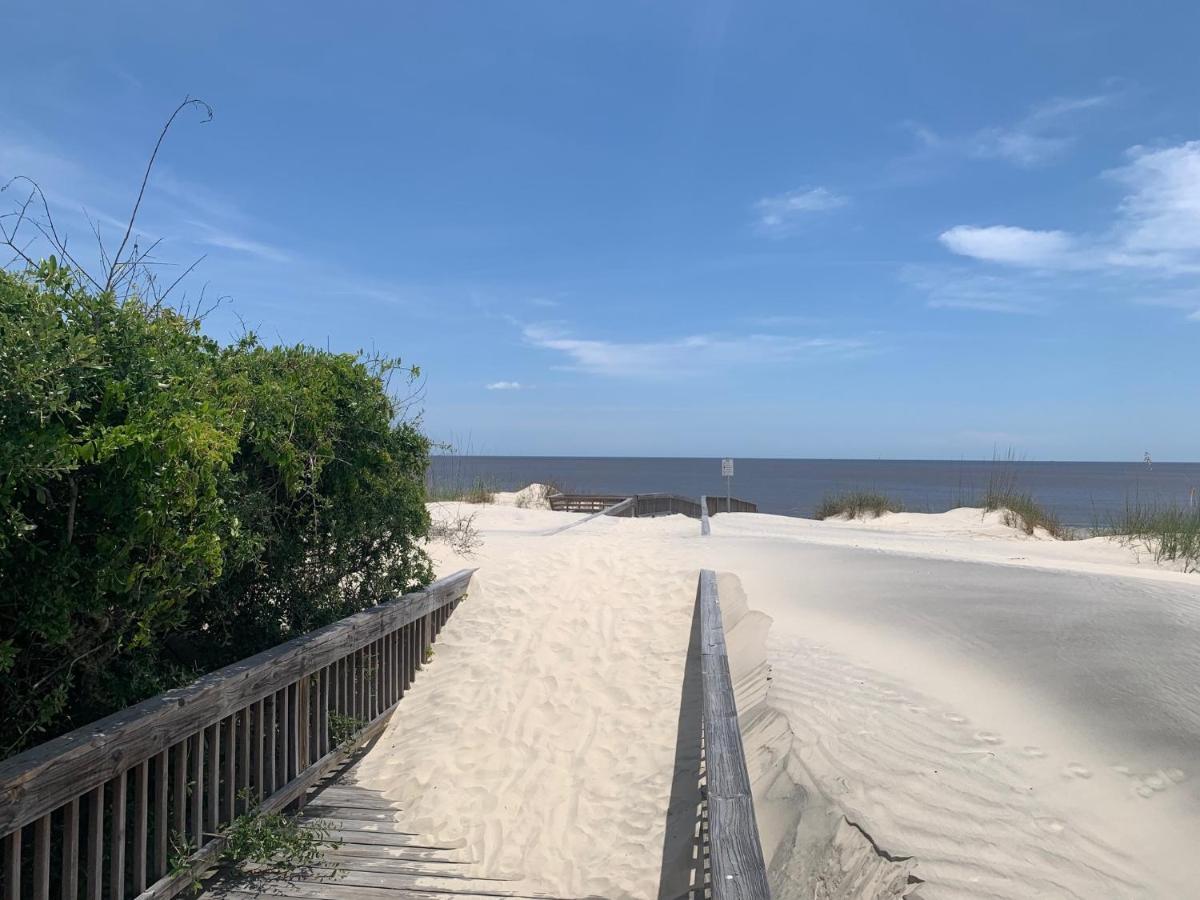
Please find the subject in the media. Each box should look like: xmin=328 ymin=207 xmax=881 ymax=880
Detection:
xmin=347 ymin=490 xmax=1200 ymax=898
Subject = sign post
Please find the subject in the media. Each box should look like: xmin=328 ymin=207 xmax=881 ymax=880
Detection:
xmin=721 ymin=458 xmax=734 ymax=512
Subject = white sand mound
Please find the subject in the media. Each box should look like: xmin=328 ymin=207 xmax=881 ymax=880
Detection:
xmin=491 ymin=482 xmax=553 ymax=509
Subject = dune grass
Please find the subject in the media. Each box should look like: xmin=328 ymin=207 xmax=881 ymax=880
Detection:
xmin=973 ymin=449 xmax=1070 ymax=539
xmin=814 ymin=490 xmax=904 ymax=520
xmin=426 ymin=476 xmax=497 ymax=504
xmin=1097 ymin=501 xmax=1200 ymax=571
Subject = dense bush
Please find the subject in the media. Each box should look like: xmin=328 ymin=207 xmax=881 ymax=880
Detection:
xmin=0 ymin=262 xmax=431 ymax=757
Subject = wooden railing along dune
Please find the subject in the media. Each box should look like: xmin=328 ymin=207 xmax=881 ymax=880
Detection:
xmin=0 ymin=569 xmax=474 ymax=900
xmin=549 ymin=493 xmax=757 ymax=519
xmin=698 ymin=570 xmax=770 ymax=899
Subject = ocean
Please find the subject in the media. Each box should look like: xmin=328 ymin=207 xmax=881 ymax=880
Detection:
xmin=427 ymin=456 xmax=1200 ymax=528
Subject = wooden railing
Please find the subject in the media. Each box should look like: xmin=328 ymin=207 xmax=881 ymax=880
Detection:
xmin=704 ymin=496 xmax=758 ymax=515
xmin=698 ymin=570 xmax=769 ymax=898
xmin=547 ymin=494 xmax=630 ymax=514
xmin=0 ymin=569 xmax=474 ymax=900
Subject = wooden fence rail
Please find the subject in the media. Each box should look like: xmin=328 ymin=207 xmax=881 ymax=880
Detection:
xmin=549 ymin=493 xmax=756 ymax=520
xmin=0 ymin=569 xmax=474 ymax=900
xmin=698 ymin=570 xmax=769 ymax=899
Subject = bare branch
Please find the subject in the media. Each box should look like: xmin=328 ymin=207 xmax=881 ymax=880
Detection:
xmin=105 ymin=96 xmax=213 ymax=291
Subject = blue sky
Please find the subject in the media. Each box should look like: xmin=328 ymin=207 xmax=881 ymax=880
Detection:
xmin=3 ymin=1 xmax=1200 ymax=459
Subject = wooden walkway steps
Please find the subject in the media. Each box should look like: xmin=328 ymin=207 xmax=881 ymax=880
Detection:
xmin=199 ymin=780 xmax=598 ymax=900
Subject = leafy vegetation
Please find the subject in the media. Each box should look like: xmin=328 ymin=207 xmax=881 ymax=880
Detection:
xmin=327 ymin=713 xmax=367 ymax=750
xmin=814 ymin=491 xmax=904 ymax=520
xmin=0 ymin=263 xmax=433 ymax=758
xmin=220 ymin=797 xmax=339 ymax=873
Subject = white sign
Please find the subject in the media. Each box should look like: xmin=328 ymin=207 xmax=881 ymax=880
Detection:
xmin=721 ymin=458 xmax=734 ymax=478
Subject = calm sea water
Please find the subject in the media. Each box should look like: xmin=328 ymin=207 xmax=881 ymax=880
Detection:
xmin=428 ymin=456 xmax=1200 ymax=528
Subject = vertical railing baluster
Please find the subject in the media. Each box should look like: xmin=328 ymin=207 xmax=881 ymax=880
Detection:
xmin=189 ymin=731 xmax=203 ymax=848
xmin=85 ymin=787 xmax=101 ymax=900
xmin=205 ymin=722 xmax=219 ymax=838
xmin=4 ymin=827 xmax=21 ymax=900
xmin=33 ymin=814 xmax=50 ymax=900
xmin=289 ymin=682 xmax=301 ymax=783
xmin=154 ymin=751 xmax=168 ymax=883
xmin=255 ymin=699 xmax=265 ymax=802
xmin=279 ymin=687 xmax=290 ymax=785
xmin=239 ymin=708 xmax=251 ymax=814
xmin=223 ymin=716 xmax=235 ymax=825
xmin=264 ymin=696 xmax=276 ymax=795
xmin=132 ymin=762 xmax=147 ymax=894
xmin=110 ymin=771 xmax=127 ymax=900
xmin=171 ymin=742 xmax=186 ymax=847
xmin=62 ymin=798 xmax=79 ymax=900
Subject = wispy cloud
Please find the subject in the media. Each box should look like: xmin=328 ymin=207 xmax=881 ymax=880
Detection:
xmin=754 ymin=187 xmax=847 ymax=235
xmin=907 ymin=92 xmax=1114 ymax=168
xmin=523 ymin=323 xmax=870 ymax=378
xmin=901 ymin=265 xmax=1049 ymax=315
xmin=486 ymin=381 xmax=523 ymax=390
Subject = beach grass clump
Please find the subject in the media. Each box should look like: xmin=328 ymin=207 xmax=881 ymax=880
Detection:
xmin=976 ymin=448 xmax=1070 ymax=539
xmin=426 ymin=477 xmax=497 ymax=504
xmin=814 ymin=491 xmax=904 ymax=520
xmin=1099 ymin=502 xmax=1200 ymax=571
xmin=983 ymin=489 xmax=1068 ymax=539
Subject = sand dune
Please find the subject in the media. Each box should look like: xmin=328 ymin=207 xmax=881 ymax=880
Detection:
xmin=343 ymin=497 xmax=1200 ymax=898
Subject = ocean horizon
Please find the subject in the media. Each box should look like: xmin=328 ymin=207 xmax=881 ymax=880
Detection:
xmin=428 ymin=455 xmax=1200 ymax=528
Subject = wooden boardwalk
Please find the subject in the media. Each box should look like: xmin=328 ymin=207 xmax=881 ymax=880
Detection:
xmin=200 ymin=778 xmax=593 ymax=900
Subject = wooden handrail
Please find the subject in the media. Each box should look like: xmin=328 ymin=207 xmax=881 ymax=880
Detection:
xmin=698 ymin=570 xmax=769 ymax=899
xmin=0 ymin=569 xmax=474 ymax=900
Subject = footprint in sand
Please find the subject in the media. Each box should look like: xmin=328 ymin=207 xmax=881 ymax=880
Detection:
xmin=1022 ymin=746 xmax=1047 ymax=759
xmin=944 ymin=712 xmax=968 ymax=724
xmin=1062 ymin=762 xmax=1092 ymax=779
xmin=974 ymin=731 xmax=1003 ymax=745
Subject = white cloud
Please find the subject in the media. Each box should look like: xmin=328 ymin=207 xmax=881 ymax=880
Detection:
xmin=939 ymin=225 xmax=1076 ymax=267
xmin=754 ymin=187 xmax=847 ymax=235
xmin=523 ymin=324 xmax=869 ymax=378
xmin=485 ymin=381 xmax=522 ymax=390
xmin=939 ymin=141 xmax=1200 ymax=279
xmin=1105 ymin=142 xmax=1200 ymax=272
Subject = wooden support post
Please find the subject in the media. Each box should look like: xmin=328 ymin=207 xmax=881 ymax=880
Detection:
xmin=132 ymin=762 xmax=148 ymax=893
xmin=110 ymin=771 xmax=127 ymax=900
xmin=62 ymin=798 xmax=79 ymax=900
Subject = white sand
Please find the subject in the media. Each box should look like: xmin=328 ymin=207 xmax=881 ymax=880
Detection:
xmin=348 ymin=499 xmax=1200 ymax=898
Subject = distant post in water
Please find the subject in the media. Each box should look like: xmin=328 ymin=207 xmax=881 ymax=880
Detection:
xmin=721 ymin=457 xmax=734 ymax=512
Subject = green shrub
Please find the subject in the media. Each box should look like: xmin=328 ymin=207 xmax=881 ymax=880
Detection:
xmin=814 ymin=491 xmax=904 ymax=520
xmin=0 ymin=263 xmax=432 ymax=758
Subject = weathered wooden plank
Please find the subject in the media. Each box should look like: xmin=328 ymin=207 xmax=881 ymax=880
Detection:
xmin=700 ymin=496 xmax=711 ymax=535
xmin=206 ymin=723 xmax=220 ymax=837
xmin=61 ymin=797 xmax=79 ymax=900
xmin=0 ymin=570 xmax=475 ymax=836
xmin=300 ymin=806 xmax=404 ymax=823
xmin=697 ymin=569 xmax=769 ymax=900
xmin=254 ymin=700 xmax=265 ymax=802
